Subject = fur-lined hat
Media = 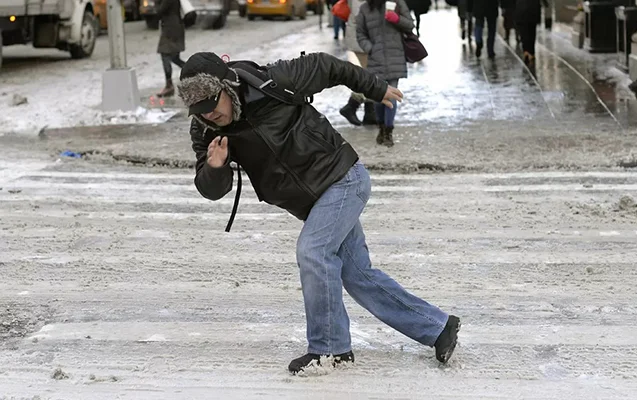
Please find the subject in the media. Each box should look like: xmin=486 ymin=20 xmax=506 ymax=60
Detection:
xmin=178 ymin=52 xmax=242 ymax=122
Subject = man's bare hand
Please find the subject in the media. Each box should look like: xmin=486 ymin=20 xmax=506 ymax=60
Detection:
xmin=207 ymin=136 xmax=229 ymax=168
xmin=382 ymin=86 xmax=404 ymax=108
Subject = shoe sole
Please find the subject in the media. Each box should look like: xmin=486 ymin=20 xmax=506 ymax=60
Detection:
xmin=439 ymin=321 xmax=461 ymax=363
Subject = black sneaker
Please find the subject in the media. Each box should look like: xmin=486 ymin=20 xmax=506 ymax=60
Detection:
xmin=434 ymin=315 xmax=461 ymax=363
xmin=288 ymin=351 xmax=355 ymax=374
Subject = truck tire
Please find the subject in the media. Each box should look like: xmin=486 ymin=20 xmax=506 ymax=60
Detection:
xmin=69 ymin=11 xmax=98 ymax=59
xmin=145 ymin=16 xmax=159 ymax=30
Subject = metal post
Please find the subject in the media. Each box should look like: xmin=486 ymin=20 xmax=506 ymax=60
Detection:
xmin=101 ymin=0 xmax=140 ymax=112
xmin=106 ymin=0 xmax=127 ymax=68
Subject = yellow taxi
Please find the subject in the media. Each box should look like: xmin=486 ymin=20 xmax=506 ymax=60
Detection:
xmin=246 ymin=0 xmax=307 ymax=20
xmin=93 ymin=0 xmax=126 ymax=30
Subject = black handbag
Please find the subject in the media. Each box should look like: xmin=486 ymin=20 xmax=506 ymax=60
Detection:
xmin=403 ymin=32 xmax=428 ymax=63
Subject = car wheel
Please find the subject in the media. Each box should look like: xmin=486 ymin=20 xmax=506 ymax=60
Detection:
xmin=69 ymin=10 xmax=98 ymax=59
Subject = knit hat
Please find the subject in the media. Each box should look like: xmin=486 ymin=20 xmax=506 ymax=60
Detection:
xmin=177 ymin=52 xmax=242 ymax=121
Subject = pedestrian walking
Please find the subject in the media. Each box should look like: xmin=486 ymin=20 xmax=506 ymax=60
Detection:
xmin=329 ymin=0 xmax=347 ymax=39
xmin=515 ymin=0 xmax=549 ymax=65
xmin=357 ymin=0 xmax=414 ymax=147
xmin=339 ymin=0 xmax=378 ymax=126
xmin=473 ymin=0 xmax=498 ymax=58
xmin=457 ymin=0 xmax=473 ymax=41
xmin=156 ymin=0 xmax=186 ymax=97
xmin=500 ymin=0 xmax=516 ymax=44
xmin=177 ymin=51 xmax=461 ymax=375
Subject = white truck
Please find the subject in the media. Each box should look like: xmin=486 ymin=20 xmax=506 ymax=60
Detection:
xmin=0 ymin=0 xmax=98 ymax=70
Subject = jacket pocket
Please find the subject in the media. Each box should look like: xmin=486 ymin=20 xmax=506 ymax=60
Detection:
xmin=302 ymin=128 xmax=335 ymax=152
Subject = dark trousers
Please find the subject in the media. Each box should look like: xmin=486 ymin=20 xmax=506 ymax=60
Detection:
xmin=161 ymin=53 xmax=186 ymax=81
xmin=502 ymin=8 xmax=515 ymax=33
xmin=474 ymin=15 xmax=497 ymax=55
xmin=518 ymin=22 xmax=537 ymax=55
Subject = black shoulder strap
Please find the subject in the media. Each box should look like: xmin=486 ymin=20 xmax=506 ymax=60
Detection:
xmin=231 ymin=61 xmax=311 ymax=106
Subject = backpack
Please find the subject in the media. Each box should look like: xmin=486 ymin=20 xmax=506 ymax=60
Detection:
xmin=221 ymin=53 xmax=312 ymax=232
xmin=229 ymin=58 xmax=313 ymax=106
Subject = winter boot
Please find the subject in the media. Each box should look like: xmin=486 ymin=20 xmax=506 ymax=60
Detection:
xmin=475 ymin=42 xmax=483 ymax=58
xmin=434 ymin=315 xmax=461 ymax=363
xmin=376 ymin=124 xmax=386 ymax=145
xmin=157 ymin=80 xmax=175 ymax=98
xmin=362 ymin=102 xmax=377 ymax=125
xmin=383 ymin=126 xmax=395 ymax=147
xmin=339 ymin=97 xmax=363 ymax=126
xmin=523 ymin=51 xmax=535 ymax=65
xmin=288 ymin=351 xmax=355 ymax=374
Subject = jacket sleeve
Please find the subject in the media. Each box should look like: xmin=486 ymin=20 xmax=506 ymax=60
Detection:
xmin=356 ymin=10 xmax=373 ymax=54
xmin=156 ymin=0 xmax=170 ymax=16
xmin=269 ymin=52 xmax=388 ymax=103
xmin=190 ymin=119 xmax=234 ymax=201
xmin=395 ymin=0 xmax=415 ymax=33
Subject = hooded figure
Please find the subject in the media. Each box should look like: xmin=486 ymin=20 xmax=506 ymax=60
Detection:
xmin=178 ymin=51 xmax=461 ymax=375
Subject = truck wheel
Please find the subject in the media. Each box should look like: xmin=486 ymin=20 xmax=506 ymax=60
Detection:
xmin=239 ymin=5 xmax=247 ymax=17
xmin=211 ymin=13 xmax=227 ymax=29
xmin=145 ymin=16 xmax=159 ymax=30
xmin=69 ymin=11 xmax=98 ymax=59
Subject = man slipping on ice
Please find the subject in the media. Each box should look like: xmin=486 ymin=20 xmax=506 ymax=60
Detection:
xmin=177 ymin=51 xmax=461 ymax=374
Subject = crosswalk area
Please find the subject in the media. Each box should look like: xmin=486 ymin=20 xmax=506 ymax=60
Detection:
xmin=1 ymin=159 xmax=636 ymax=399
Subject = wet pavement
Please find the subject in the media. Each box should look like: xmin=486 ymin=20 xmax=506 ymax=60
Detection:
xmin=1 ymin=9 xmax=636 ymax=171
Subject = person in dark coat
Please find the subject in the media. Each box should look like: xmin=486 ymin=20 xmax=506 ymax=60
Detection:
xmin=156 ymin=0 xmax=186 ymax=97
xmin=473 ymin=0 xmax=499 ymax=59
xmin=357 ymin=0 xmax=414 ymax=147
xmin=404 ymin=0 xmax=431 ymax=37
xmin=339 ymin=0 xmax=378 ymax=127
xmin=457 ymin=0 xmax=473 ymax=42
xmin=515 ymin=0 xmax=549 ymax=64
xmin=177 ymin=51 xmax=461 ymax=375
xmin=500 ymin=0 xmax=516 ymax=43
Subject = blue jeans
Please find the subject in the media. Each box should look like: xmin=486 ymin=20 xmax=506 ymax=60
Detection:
xmin=333 ymin=16 xmax=346 ymax=39
xmin=374 ymin=79 xmax=399 ymax=128
xmin=296 ymin=162 xmax=449 ymax=355
xmin=474 ymin=15 xmax=497 ymax=55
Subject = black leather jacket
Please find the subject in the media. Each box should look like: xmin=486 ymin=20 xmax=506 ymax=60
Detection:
xmin=189 ymin=52 xmax=388 ymax=226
